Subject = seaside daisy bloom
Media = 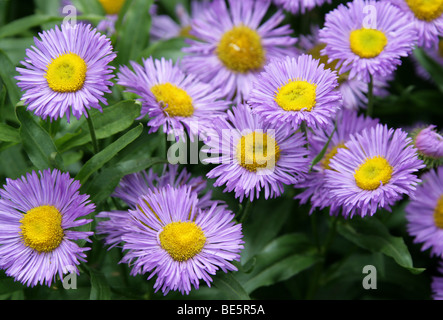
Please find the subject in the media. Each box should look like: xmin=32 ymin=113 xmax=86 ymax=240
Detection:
xmin=119 ymin=185 xmax=244 ymax=295
xmin=150 ymin=1 xmax=210 ymax=41
xmin=248 ymin=54 xmax=343 ymax=129
xmin=297 ymin=26 xmax=390 ymax=110
xmin=15 ymin=23 xmax=116 ymax=122
xmin=295 ymin=109 xmax=379 ymax=215
xmin=181 ymin=0 xmax=298 ymax=103
xmin=410 ymin=124 xmax=443 ymax=167
xmin=202 ymin=103 xmax=310 ymax=202
xmin=273 ymin=0 xmax=331 ymax=14
xmin=386 ymin=0 xmax=443 ymax=49
xmin=96 ymin=0 xmax=126 ymax=36
xmin=405 ymin=166 xmax=443 ymax=257
xmin=0 ymin=169 xmax=95 ymax=287
xmin=117 ymin=57 xmax=230 ymax=141
xmin=324 ymin=123 xmax=425 ymax=218
xmin=319 ymin=0 xmax=418 ymax=83
xmin=96 ymin=164 xmax=218 ymax=249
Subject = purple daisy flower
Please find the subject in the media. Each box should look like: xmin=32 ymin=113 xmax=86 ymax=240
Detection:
xmin=119 ymin=185 xmax=244 ymax=295
xmin=319 ymin=0 xmax=418 ymax=83
xmin=297 ymin=25 xmax=391 ymax=110
xmin=202 ymin=103 xmax=310 ymax=202
xmin=273 ymin=0 xmax=332 ymax=14
xmin=117 ymin=57 xmax=230 ymax=141
xmin=96 ymin=164 xmax=218 ymax=249
xmin=248 ymin=54 xmax=343 ymax=129
xmin=15 ymin=23 xmax=116 ymax=122
xmin=324 ymin=123 xmax=425 ymax=218
xmin=181 ymin=0 xmax=298 ymax=103
xmin=0 ymin=169 xmax=94 ymax=287
xmin=405 ymin=166 xmax=443 ymax=257
xmin=385 ymin=0 xmax=443 ymax=49
xmin=295 ymin=109 xmax=379 ymax=215
xmin=412 ymin=125 xmax=443 ymax=166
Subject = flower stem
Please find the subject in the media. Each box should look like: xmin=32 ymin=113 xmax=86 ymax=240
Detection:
xmin=86 ymin=109 xmax=99 ymax=154
xmin=366 ymin=73 xmax=374 ymax=117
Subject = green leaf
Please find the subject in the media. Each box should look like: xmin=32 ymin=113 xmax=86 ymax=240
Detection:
xmin=139 ymin=37 xmax=188 ymax=62
xmin=212 ymin=272 xmax=250 ymax=300
xmin=70 ymin=0 xmax=105 ymax=15
xmin=0 ymin=123 xmax=20 ymax=143
xmin=337 ymin=216 xmax=425 ymax=274
xmin=0 ymin=49 xmax=20 ymax=106
xmin=239 ymin=233 xmax=321 ymax=294
xmin=413 ymin=48 xmax=443 ymax=93
xmin=0 ymin=14 xmax=59 ymax=39
xmin=55 ymin=100 xmax=141 ymax=153
xmin=85 ymin=157 xmax=167 ymax=204
xmin=75 ymin=124 xmax=143 ymax=184
xmin=114 ymin=0 xmax=153 ymax=65
xmin=16 ymin=106 xmax=64 ymax=170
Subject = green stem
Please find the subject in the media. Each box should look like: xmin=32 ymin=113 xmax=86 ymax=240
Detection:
xmin=86 ymin=109 xmax=99 ymax=154
xmin=366 ymin=73 xmax=374 ymax=117
xmin=240 ymin=200 xmax=252 ymax=224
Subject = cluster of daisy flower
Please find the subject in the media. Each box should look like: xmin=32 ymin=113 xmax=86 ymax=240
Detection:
xmin=1 ymin=0 xmax=443 ymax=298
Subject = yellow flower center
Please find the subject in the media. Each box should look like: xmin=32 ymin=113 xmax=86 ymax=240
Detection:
xmin=354 ymin=156 xmax=393 ymax=190
xmin=151 ymin=83 xmax=194 ymax=117
xmin=322 ymin=143 xmax=347 ymax=170
xmin=98 ymin=0 xmax=126 ymax=15
xmin=349 ymin=28 xmax=388 ymax=59
xmin=236 ymin=132 xmax=281 ymax=172
xmin=274 ymin=80 xmax=317 ymax=112
xmin=159 ymin=221 xmax=206 ymax=261
xmin=405 ymin=0 xmax=443 ymax=21
xmin=216 ymin=25 xmax=265 ymax=73
xmin=308 ymin=43 xmax=349 ymax=84
xmin=20 ymin=205 xmax=64 ymax=253
xmin=434 ymin=195 xmax=443 ymax=229
xmin=45 ymin=53 xmax=87 ymax=93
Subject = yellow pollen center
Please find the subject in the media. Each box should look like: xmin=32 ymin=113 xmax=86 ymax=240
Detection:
xmin=236 ymin=132 xmax=281 ymax=172
xmin=405 ymin=0 xmax=443 ymax=21
xmin=151 ymin=83 xmax=194 ymax=117
xmin=20 ymin=205 xmax=64 ymax=253
xmin=98 ymin=0 xmax=126 ymax=15
xmin=434 ymin=195 xmax=443 ymax=229
xmin=45 ymin=53 xmax=87 ymax=93
xmin=349 ymin=28 xmax=388 ymax=59
xmin=216 ymin=25 xmax=265 ymax=73
xmin=354 ymin=156 xmax=393 ymax=190
xmin=274 ymin=80 xmax=317 ymax=112
xmin=159 ymin=221 xmax=206 ymax=261
xmin=322 ymin=143 xmax=347 ymax=170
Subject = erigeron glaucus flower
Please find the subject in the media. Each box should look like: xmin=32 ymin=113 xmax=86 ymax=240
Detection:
xmin=202 ymin=103 xmax=310 ymax=202
xmin=248 ymin=54 xmax=342 ymax=129
xmin=324 ymin=124 xmax=425 ymax=218
xmin=0 ymin=169 xmax=95 ymax=287
xmin=273 ymin=0 xmax=331 ymax=14
xmin=386 ymin=0 xmax=443 ymax=49
xmin=295 ymin=109 xmax=379 ymax=215
xmin=96 ymin=164 xmax=218 ymax=249
xmin=119 ymin=185 xmax=244 ymax=295
xmin=297 ymin=26 xmax=390 ymax=110
xmin=405 ymin=166 xmax=443 ymax=257
xmin=117 ymin=57 xmax=230 ymax=141
xmin=319 ymin=0 xmax=418 ymax=83
xmin=181 ymin=0 xmax=298 ymax=103
xmin=411 ymin=124 xmax=443 ymax=167
xmin=15 ymin=23 xmax=116 ymax=122
xmin=150 ymin=1 xmax=210 ymax=41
